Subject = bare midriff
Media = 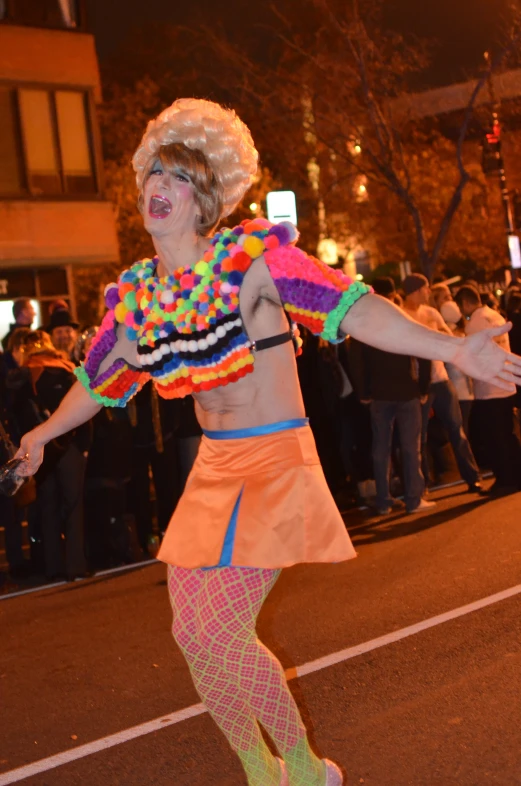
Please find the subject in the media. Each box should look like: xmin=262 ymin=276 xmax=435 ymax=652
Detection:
xmin=194 ymin=343 xmax=306 ymax=432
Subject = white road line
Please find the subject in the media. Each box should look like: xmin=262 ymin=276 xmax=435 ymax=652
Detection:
xmin=0 ymin=704 xmax=206 ymax=785
xmin=294 ymin=582 xmax=521 ymax=677
xmin=2 ymin=581 xmax=521 ymax=785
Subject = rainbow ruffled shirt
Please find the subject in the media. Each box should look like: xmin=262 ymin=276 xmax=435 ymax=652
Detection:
xmin=75 ymin=218 xmax=371 ymax=407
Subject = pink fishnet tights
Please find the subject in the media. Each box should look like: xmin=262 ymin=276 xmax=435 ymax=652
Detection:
xmin=168 ymin=565 xmax=323 ymax=786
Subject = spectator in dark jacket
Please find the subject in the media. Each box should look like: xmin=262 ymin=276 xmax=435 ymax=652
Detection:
xmin=8 ymin=330 xmax=91 ymax=580
xmin=0 ymin=329 xmax=33 ymax=579
xmin=350 ymin=277 xmax=433 ymax=515
xmin=84 ymin=407 xmax=136 ymax=569
xmin=1 ymin=298 xmax=35 ymax=352
xmin=126 ymin=385 xmax=182 ymax=555
xmin=296 ymin=330 xmax=347 ymax=493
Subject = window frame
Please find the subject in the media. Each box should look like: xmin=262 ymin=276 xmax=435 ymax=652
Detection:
xmin=0 ymin=0 xmax=86 ymax=32
xmin=0 ymin=86 xmax=27 ymax=195
xmin=0 ymin=81 xmax=101 ymax=201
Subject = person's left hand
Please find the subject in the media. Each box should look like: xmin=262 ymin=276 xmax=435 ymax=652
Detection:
xmin=452 ymin=322 xmax=521 ymax=389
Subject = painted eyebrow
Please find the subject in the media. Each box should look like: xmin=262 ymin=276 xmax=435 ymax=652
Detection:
xmin=148 ymin=163 xmax=191 ymax=180
xmin=172 ymin=167 xmax=191 ymax=179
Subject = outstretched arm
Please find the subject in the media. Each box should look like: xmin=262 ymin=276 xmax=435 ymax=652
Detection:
xmin=15 ymin=382 xmax=102 ymax=475
xmin=341 ymin=294 xmax=462 ymax=358
xmin=342 ymin=293 xmax=521 ymax=390
xmin=15 ymin=315 xmax=147 ymax=476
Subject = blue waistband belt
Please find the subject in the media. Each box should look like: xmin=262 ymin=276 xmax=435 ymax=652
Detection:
xmin=203 ymin=417 xmax=309 ymax=440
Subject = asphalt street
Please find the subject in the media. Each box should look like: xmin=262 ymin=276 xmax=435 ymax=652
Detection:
xmin=1 ymin=484 xmax=521 ymax=786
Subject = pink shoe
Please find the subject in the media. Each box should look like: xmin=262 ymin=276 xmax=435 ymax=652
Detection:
xmin=277 ymin=758 xmax=289 ymax=786
xmin=323 ymin=758 xmax=344 ymax=785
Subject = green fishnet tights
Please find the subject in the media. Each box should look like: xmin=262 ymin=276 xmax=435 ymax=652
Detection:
xmin=168 ymin=566 xmax=325 ymax=786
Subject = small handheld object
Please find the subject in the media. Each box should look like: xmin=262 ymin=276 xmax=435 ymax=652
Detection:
xmin=0 ymin=455 xmax=29 ymax=497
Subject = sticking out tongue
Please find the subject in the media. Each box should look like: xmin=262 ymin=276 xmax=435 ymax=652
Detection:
xmin=149 ymin=195 xmax=172 ymax=218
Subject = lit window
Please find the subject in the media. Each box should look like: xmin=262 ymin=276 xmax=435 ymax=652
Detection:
xmin=0 ymin=88 xmax=24 ymax=194
xmin=56 ymin=91 xmax=95 ymax=193
xmin=19 ymin=89 xmax=62 ymax=195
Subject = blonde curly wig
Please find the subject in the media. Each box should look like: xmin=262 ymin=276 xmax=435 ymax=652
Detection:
xmin=132 ymin=98 xmax=259 ymax=219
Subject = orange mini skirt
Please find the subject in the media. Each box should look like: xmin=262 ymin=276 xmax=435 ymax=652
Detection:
xmin=156 ymin=418 xmax=357 ymax=570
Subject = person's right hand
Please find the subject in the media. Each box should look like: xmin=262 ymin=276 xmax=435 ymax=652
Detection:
xmin=14 ymin=429 xmax=45 ymax=476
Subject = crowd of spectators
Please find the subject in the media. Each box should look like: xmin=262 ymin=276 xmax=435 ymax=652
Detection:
xmin=304 ymin=273 xmax=521 ymax=514
xmin=0 ymin=298 xmax=202 ymax=587
xmin=2 ymin=274 xmax=521 ymax=589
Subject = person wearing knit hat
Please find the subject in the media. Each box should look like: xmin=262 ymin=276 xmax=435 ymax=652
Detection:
xmin=403 ymin=274 xmax=481 ymax=493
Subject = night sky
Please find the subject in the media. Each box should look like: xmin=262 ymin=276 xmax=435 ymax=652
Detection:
xmin=86 ymin=0 xmax=515 ymax=88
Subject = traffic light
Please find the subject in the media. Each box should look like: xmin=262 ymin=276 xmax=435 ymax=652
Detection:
xmin=481 ymin=122 xmax=501 ymax=176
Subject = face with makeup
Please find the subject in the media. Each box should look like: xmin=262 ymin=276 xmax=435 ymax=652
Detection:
xmin=142 ymin=159 xmax=201 ymax=238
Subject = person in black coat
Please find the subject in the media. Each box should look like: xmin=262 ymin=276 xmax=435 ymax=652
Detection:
xmin=349 ymin=278 xmax=432 ymax=515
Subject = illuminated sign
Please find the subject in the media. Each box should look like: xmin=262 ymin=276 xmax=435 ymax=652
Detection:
xmin=508 ymin=234 xmax=521 ymax=269
xmin=266 ymin=191 xmax=297 ymax=225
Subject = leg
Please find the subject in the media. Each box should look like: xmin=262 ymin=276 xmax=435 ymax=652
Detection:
xmin=128 ymin=447 xmax=153 ymax=553
xmin=56 ymin=444 xmax=88 ymax=578
xmin=395 ymin=399 xmax=425 ymax=511
xmin=420 ymin=392 xmax=435 ymax=485
xmin=477 ymin=396 xmax=521 ymax=488
xmin=150 ymin=436 xmax=180 ymax=535
xmin=169 ymin=565 xmax=326 ymax=786
xmin=197 ymin=568 xmax=325 ymax=786
xmin=38 ymin=468 xmax=64 ymax=578
xmin=168 ymin=566 xmax=282 ymax=786
xmin=369 ymin=401 xmax=396 ymax=511
xmin=459 ymin=400 xmax=472 ymax=438
xmin=338 ymin=398 xmax=355 ymax=480
xmin=84 ymin=484 xmax=110 ymax=570
xmin=0 ymin=496 xmax=25 ymax=573
xmin=432 ymin=381 xmax=479 ymax=485
xmin=348 ymin=394 xmax=373 ymax=483
xmin=27 ymin=496 xmax=44 ymax=574
xmin=497 ymin=396 xmax=521 ymax=486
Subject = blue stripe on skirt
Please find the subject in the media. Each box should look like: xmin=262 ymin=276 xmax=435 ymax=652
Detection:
xmin=203 ymin=417 xmax=309 ymax=441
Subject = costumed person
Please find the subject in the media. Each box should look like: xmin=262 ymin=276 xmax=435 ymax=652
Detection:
xmin=15 ymin=99 xmax=521 ymax=786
